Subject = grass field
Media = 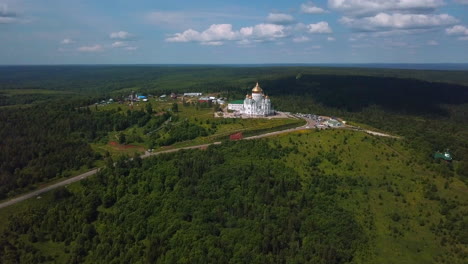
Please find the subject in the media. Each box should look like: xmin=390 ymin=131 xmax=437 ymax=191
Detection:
xmin=271 ymin=129 xmax=467 ymax=263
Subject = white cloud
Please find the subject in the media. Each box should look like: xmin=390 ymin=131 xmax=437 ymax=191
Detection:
xmin=301 ymin=2 xmax=326 ymax=14
xmin=327 ymin=36 xmax=335 ymax=41
xmin=341 ymin=13 xmax=457 ymax=31
xmin=248 ymin=23 xmax=287 ymax=39
xmin=454 ymin=0 xmax=468 ymax=4
xmin=293 ymin=36 xmax=310 ymax=42
xmin=111 ymin=41 xmax=128 ymax=48
xmin=308 ymin=21 xmax=332 ymax=33
xmin=446 ymin=25 xmax=468 ymax=40
xmin=125 ymin=46 xmax=138 ymax=50
xmin=78 ymin=45 xmax=103 ymax=52
xmin=328 ymin=0 xmax=446 ymax=16
xmin=166 ymin=23 xmax=287 ymax=45
xmin=427 ymin=40 xmax=439 ymax=45
xmin=61 ymin=38 xmax=74 ymax=44
xmin=110 ymin=31 xmax=132 ymax=40
xmin=445 ymin=25 xmax=468 ymax=35
xmin=266 ymin=13 xmax=295 ymax=25
xmin=167 ymin=24 xmax=238 ymax=43
xmin=201 ymin=41 xmax=224 ymax=46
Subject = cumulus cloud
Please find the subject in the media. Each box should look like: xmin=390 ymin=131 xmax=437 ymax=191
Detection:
xmin=78 ymin=45 xmax=103 ymax=52
xmin=301 ymin=2 xmax=326 ymax=14
xmin=327 ymin=36 xmax=335 ymax=41
xmin=445 ymin=25 xmax=468 ymax=35
xmin=247 ymin=24 xmax=287 ymax=39
xmin=328 ymin=0 xmax=445 ymax=16
xmin=307 ymin=21 xmax=333 ymax=33
xmin=166 ymin=23 xmax=287 ymax=45
xmin=341 ymin=13 xmax=457 ymax=31
xmin=167 ymin=24 xmax=238 ymax=43
xmin=454 ymin=0 xmax=468 ymax=4
xmin=427 ymin=40 xmax=439 ymax=45
xmin=124 ymin=46 xmax=138 ymax=50
xmin=110 ymin=31 xmax=132 ymax=40
xmin=446 ymin=25 xmax=468 ymax=40
xmin=61 ymin=38 xmax=74 ymax=44
xmin=266 ymin=13 xmax=295 ymax=25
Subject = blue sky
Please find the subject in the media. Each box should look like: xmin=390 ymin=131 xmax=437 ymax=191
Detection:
xmin=1 ymin=0 xmax=468 ymax=64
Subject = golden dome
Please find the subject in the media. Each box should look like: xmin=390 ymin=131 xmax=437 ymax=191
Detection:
xmin=265 ymin=95 xmax=270 ymax=99
xmin=252 ymin=82 xmax=263 ymax=93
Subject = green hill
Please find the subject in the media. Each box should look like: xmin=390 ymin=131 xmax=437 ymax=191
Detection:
xmin=1 ymin=129 xmax=466 ymax=263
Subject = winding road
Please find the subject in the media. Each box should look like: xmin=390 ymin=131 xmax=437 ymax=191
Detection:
xmin=0 ymin=116 xmax=396 ymax=210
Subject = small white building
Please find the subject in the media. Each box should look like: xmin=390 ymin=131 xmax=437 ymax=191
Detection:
xmin=325 ymin=119 xmax=343 ymax=127
xmin=184 ymin=93 xmax=202 ymax=97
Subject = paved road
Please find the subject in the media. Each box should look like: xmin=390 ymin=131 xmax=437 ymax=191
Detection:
xmin=0 ymin=168 xmax=99 ymax=209
xmin=0 ymin=116 xmax=393 ymax=210
xmin=0 ymin=120 xmax=308 ymax=210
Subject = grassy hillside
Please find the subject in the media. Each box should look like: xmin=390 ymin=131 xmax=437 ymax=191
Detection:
xmin=1 ymin=129 xmax=466 ymax=263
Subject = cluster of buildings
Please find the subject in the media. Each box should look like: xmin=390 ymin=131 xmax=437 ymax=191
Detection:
xmin=294 ymin=113 xmax=344 ymax=129
xmin=227 ymin=82 xmax=274 ymax=116
xmin=198 ymin=96 xmax=225 ymax=105
xmin=128 ymin=91 xmax=148 ymax=102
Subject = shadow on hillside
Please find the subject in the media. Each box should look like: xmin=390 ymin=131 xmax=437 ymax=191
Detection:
xmin=264 ymin=75 xmax=468 ymax=116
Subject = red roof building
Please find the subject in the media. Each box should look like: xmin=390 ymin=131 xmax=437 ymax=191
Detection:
xmin=230 ymin=132 xmax=243 ymax=141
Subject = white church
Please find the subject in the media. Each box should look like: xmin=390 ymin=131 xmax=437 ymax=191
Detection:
xmin=228 ymin=82 xmax=274 ymax=116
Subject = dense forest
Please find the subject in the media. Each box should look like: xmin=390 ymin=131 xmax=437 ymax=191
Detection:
xmin=0 ymin=66 xmax=467 ymax=263
xmin=0 ymin=99 xmax=170 ymax=199
xmin=1 ymin=130 xmax=466 ymax=263
xmin=0 ymin=140 xmax=367 ymax=263
xmin=1 ymin=66 xmax=468 ymax=93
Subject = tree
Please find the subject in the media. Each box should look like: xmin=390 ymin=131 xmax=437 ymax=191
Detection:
xmin=145 ymin=103 xmax=153 ymax=115
xmin=118 ymin=133 xmax=126 ymax=144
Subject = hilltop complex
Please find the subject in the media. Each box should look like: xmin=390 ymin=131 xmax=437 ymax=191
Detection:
xmin=228 ymin=82 xmax=274 ymax=116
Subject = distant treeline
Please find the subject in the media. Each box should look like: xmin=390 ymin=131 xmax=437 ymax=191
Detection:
xmin=1 ymin=66 xmax=468 ymax=94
